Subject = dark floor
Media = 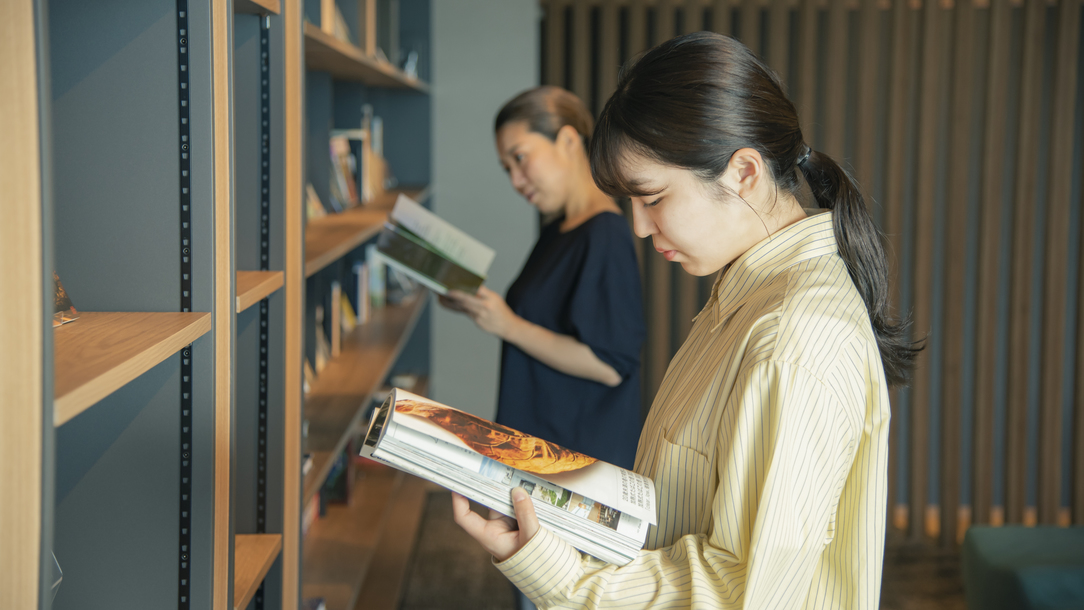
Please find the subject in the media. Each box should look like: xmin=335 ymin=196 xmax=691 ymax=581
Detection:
xmin=399 ymin=492 xmax=967 ymax=610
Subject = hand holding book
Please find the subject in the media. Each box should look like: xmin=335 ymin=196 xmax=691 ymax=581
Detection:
xmin=439 ymin=286 xmax=520 ymax=339
xmin=451 ymin=487 xmax=539 ymax=562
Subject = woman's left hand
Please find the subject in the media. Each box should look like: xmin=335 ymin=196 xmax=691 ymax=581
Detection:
xmin=443 ymin=286 xmax=521 ymax=340
xmin=452 ymin=487 xmax=540 ymax=562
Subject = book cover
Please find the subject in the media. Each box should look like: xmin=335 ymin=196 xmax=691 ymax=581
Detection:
xmin=53 ymin=271 xmax=79 ymax=327
xmin=360 ymin=390 xmax=657 ymax=565
xmin=375 ymin=194 xmax=495 ymax=295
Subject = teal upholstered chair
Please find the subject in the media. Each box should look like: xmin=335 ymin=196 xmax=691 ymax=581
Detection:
xmin=963 ymin=526 xmax=1084 ymax=610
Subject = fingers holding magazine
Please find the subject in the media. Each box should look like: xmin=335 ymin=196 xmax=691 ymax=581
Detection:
xmin=451 ymin=488 xmax=540 ymax=562
xmin=443 ymin=286 xmax=521 ymax=338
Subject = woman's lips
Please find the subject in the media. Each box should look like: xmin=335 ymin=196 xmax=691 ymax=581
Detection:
xmin=656 ymin=247 xmax=677 ymax=261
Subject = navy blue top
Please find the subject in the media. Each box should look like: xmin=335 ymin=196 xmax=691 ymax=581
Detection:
xmin=496 ymin=211 xmax=645 ymax=470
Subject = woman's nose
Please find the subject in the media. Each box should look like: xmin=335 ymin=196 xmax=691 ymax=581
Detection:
xmin=631 ymin=203 xmax=656 ymax=238
xmin=508 ymin=167 xmax=528 ymax=192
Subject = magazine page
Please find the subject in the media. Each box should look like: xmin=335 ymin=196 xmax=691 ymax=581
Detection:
xmin=389 ymin=194 xmax=495 ymax=280
xmin=386 ymin=390 xmax=656 ymax=525
xmin=375 ymin=223 xmax=486 ymax=294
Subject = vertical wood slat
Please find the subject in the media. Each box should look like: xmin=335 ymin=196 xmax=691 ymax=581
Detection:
xmin=853 ymin=0 xmax=880 ymax=198
xmin=571 ymin=1 xmax=592 ymax=103
xmin=281 ymin=0 xmax=304 ymax=606
xmin=940 ymin=0 xmax=975 ymax=547
xmin=212 ymin=0 xmax=235 ymax=607
xmin=1005 ymin=0 xmax=1045 ymax=525
xmin=910 ymin=0 xmax=942 ymax=541
xmin=1038 ymin=0 xmax=1080 ymax=525
xmin=822 ymin=0 xmax=848 ymax=162
xmin=673 ymin=0 xmax=705 ymax=342
xmin=0 ymin=1 xmax=44 ymax=607
xmin=797 ymin=0 xmax=818 ymax=147
xmin=1078 ymin=157 xmax=1084 ymax=525
xmin=884 ymin=0 xmax=914 ymax=529
xmin=682 ymin=0 xmax=705 ymax=33
xmin=713 ymin=0 xmax=733 ymax=35
xmin=972 ymin=0 xmax=1012 ymax=527
xmin=546 ymin=0 xmax=567 ymax=87
xmin=658 ymin=0 xmax=676 ymax=39
xmin=740 ymin=0 xmax=762 ymax=52
xmin=598 ymin=0 xmax=620 ymax=107
xmin=767 ymin=0 xmax=789 ymax=83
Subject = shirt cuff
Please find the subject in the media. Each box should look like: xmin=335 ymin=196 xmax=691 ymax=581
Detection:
xmin=496 ymin=527 xmax=583 ymax=607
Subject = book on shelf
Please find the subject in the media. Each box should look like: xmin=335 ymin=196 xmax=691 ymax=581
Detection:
xmin=330 ymin=282 xmax=342 ymax=357
xmin=53 ymin=271 xmax=79 ymax=327
xmin=314 ymin=305 xmax=330 ymax=372
xmin=365 ymin=244 xmax=386 ymax=309
xmin=329 ymin=136 xmax=359 ymax=210
xmin=359 ymin=389 xmax=657 ymax=566
xmin=375 ymin=194 xmax=495 ymax=295
xmin=352 ymin=262 xmax=370 ymax=324
xmin=306 ymin=183 xmax=329 ymax=221
xmin=340 ymin=290 xmax=358 ymax=333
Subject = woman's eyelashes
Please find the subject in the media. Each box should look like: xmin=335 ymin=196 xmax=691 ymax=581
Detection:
xmin=644 ymin=197 xmax=661 ymax=208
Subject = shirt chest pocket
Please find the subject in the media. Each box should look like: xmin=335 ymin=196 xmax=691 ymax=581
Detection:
xmin=650 ymin=438 xmax=714 ymax=548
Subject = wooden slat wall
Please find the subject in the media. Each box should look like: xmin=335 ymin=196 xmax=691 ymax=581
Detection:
xmin=940 ymin=0 xmax=974 ymax=545
xmin=1039 ymin=0 xmax=1081 ymax=526
xmin=1007 ymin=0 xmax=1044 ymax=527
xmin=972 ymin=0 xmax=1011 ymax=528
xmin=540 ymin=0 xmax=1084 ymax=544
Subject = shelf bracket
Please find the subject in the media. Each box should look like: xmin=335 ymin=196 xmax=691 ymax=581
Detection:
xmin=175 ymin=3 xmax=193 ymax=609
xmin=255 ymin=15 xmax=272 ymax=610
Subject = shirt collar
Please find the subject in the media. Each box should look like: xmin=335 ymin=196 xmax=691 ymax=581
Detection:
xmin=705 ymin=209 xmax=837 ymax=331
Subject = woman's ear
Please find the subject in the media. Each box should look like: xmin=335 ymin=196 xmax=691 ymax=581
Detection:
xmin=555 ymin=124 xmax=584 ymax=155
xmin=719 ymin=147 xmax=766 ymax=197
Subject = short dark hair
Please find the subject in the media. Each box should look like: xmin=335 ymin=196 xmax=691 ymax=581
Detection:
xmin=591 ymin=31 xmax=922 ymax=386
xmin=495 ymin=86 xmax=594 ymax=149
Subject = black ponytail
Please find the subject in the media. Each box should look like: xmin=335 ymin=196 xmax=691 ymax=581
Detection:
xmin=591 ymin=31 xmax=923 ymax=386
xmin=800 ymin=150 xmax=923 ymax=386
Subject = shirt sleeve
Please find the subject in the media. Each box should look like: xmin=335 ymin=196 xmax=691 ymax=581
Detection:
xmin=496 ymin=360 xmax=861 ymax=609
xmin=564 ymin=216 xmax=645 ymax=379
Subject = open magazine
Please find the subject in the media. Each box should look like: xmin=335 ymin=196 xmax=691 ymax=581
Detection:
xmin=360 ymin=389 xmax=657 ymax=566
xmin=375 ymin=194 xmax=495 ymax=295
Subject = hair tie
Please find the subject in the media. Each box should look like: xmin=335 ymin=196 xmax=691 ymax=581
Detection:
xmin=797 ymin=144 xmax=812 ymax=167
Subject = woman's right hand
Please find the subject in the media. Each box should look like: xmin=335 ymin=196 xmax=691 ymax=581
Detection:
xmin=438 ymin=292 xmax=470 ymax=314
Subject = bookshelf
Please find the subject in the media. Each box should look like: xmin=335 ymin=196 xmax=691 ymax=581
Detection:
xmin=7 ymin=0 xmax=430 ymax=607
xmin=236 ymin=271 xmax=286 ymax=313
xmin=304 ymin=187 xmax=430 ymax=277
xmin=303 ymin=22 xmax=429 ymax=91
xmin=302 ymin=295 xmax=429 ymax=504
xmin=234 ymin=534 xmax=285 ymax=610
xmin=53 ymin=312 xmax=213 ymax=426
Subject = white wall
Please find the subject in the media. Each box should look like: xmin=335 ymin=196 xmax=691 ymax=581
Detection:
xmin=431 ymin=0 xmax=539 ymax=419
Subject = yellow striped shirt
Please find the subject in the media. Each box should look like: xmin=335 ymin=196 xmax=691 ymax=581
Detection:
xmin=497 ymin=210 xmax=890 ymax=609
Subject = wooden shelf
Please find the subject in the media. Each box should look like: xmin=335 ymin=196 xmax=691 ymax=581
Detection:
xmin=304 ymin=186 xmax=429 ymax=278
xmin=302 ymin=294 xmax=429 ymax=505
xmin=234 ymin=533 xmax=283 ymax=610
xmin=302 ymin=464 xmax=430 ymax=610
xmin=235 ymin=0 xmax=280 ymax=15
xmin=303 ymin=22 xmax=429 ymax=92
xmin=236 ymin=270 xmax=285 ymax=313
xmin=53 ymin=312 xmax=212 ymax=427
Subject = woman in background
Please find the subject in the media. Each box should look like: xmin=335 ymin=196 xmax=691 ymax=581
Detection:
xmin=453 ymin=33 xmax=923 ymax=609
xmin=439 ymin=86 xmax=645 ymax=471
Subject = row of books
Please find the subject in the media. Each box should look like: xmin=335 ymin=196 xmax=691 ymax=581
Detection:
xmin=308 ymin=106 xmax=393 ymax=221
